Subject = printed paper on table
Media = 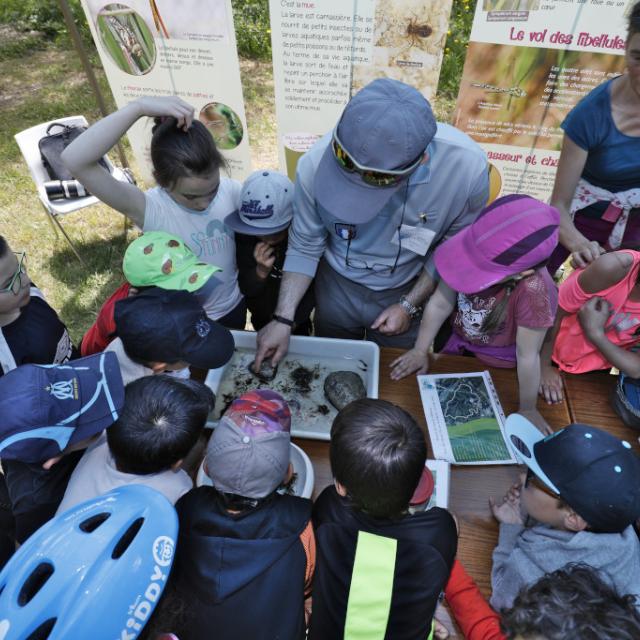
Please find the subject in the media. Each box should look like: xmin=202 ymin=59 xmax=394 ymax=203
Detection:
xmin=418 ymin=371 xmax=516 ymax=465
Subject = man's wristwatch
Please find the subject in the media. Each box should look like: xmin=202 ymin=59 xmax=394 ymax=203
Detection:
xmin=399 ymin=296 xmax=422 ymax=319
xmin=272 ymin=314 xmax=295 ymax=328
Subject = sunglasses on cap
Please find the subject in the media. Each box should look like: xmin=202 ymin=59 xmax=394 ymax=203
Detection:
xmin=525 ymin=468 xmax=561 ymax=500
xmin=331 ymin=129 xmax=424 ymax=187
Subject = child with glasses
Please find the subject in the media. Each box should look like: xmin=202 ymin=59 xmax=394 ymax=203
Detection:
xmin=0 ymin=236 xmax=77 ymax=377
xmin=489 ymin=414 xmax=640 ymax=612
xmin=0 ymin=236 xmax=80 ymax=563
xmin=390 ymin=195 xmax=559 ymax=435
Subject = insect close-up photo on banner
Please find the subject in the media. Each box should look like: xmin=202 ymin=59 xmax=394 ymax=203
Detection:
xmin=96 ymin=3 xmax=156 ymax=75
xmin=351 ymin=0 xmax=453 ymax=97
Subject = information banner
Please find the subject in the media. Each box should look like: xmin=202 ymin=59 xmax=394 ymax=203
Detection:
xmin=81 ymin=0 xmax=251 ymax=182
xmin=269 ymin=0 xmax=453 ymax=180
xmin=454 ymin=1 xmax=628 ymax=201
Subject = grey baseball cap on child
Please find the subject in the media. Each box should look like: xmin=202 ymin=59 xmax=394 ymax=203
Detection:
xmin=205 ymin=389 xmax=291 ymax=499
xmin=224 ymin=171 xmax=294 ymax=235
xmin=314 ymin=78 xmax=437 ymax=225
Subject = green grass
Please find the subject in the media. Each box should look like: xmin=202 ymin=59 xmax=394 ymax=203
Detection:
xmin=0 ymin=36 xmax=130 ymax=343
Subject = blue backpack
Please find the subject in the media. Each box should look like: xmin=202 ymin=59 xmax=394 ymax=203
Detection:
xmin=612 ymin=372 xmax=640 ymax=430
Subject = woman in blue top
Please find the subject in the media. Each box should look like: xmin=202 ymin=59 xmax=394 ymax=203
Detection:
xmin=548 ymin=2 xmax=640 ymax=273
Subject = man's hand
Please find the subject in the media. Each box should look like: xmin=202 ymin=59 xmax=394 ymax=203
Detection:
xmin=254 ymin=320 xmax=291 ymax=370
xmin=578 ymin=296 xmax=610 ymax=340
xmin=389 ymin=348 xmax=429 ymax=381
xmin=489 ymin=482 xmax=525 ymax=525
xmin=254 ymin=242 xmax=276 ymax=280
xmin=371 ymin=303 xmax=411 ymax=336
xmin=539 ymin=364 xmax=564 ymax=404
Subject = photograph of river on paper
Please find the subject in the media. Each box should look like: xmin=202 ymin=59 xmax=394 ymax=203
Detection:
xmin=418 ymin=371 xmax=516 ymax=465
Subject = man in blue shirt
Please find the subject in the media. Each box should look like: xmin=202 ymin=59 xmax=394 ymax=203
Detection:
xmin=255 ymin=78 xmax=488 ymax=367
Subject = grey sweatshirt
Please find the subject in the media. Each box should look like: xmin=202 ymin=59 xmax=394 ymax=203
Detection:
xmin=490 ymin=523 xmax=640 ymax=611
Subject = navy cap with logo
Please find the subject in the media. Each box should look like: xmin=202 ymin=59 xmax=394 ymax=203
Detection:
xmin=225 ymin=170 xmax=294 ymax=236
xmin=506 ymin=414 xmax=640 ymax=533
xmin=314 ymin=78 xmax=436 ymax=225
xmin=0 ymin=352 xmax=124 ymax=464
xmin=114 ymin=288 xmax=235 ymax=370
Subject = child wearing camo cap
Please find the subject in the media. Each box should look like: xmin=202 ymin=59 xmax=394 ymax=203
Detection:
xmin=81 ymin=231 xmax=222 ymax=356
xmin=169 ymin=389 xmax=314 ymax=640
xmin=225 ymin=170 xmax=315 ymax=334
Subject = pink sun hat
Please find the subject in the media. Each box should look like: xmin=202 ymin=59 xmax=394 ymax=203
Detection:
xmin=434 ymin=194 xmax=560 ymax=294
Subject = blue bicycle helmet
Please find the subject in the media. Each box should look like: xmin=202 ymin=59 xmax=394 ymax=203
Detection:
xmin=0 ymin=484 xmax=178 ymax=640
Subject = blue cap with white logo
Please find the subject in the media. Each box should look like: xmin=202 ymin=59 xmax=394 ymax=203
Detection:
xmin=0 ymin=352 xmax=124 ymax=463
xmin=225 ymin=170 xmax=294 ymax=235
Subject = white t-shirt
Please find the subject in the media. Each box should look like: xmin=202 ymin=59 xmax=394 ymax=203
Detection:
xmin=56 ymin=434 xmax=192 ymax=514
xmin=143 ymin=178 xmax=243 ymax=319
xmin=105 ymin=337 xmax=191 ymax=386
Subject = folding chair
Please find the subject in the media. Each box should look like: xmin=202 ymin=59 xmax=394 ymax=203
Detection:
xmin=14 ymin=115 xmax=133 ymax=265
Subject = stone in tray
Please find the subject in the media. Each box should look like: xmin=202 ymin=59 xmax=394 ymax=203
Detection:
xmin=248 ymin=359 xmax=278 ymax=382
xmin=324 ymin=371 xmax=366 ymax=411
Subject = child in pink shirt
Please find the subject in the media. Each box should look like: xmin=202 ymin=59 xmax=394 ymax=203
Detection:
xmin=540 ymin=249 xmax=640 ymax=403
xmin=391 ymin=195 xmax=560 ymax=434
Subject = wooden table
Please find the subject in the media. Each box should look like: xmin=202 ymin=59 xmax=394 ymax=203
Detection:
xmin=563 ymin=370 xmax=640 ymax=453
xmin=294 ymin=349 xmax=572 ymax=637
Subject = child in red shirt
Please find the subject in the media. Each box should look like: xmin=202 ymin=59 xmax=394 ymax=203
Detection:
xmin=540 ymin=249 xmax=640 ymax=404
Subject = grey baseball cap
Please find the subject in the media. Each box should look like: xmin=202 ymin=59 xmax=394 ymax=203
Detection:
xmin=314 ymin=78 xmax=436 ymax=225
xmin=225 ymin=170 xmax=294 ymax=235
xmin=205 ymin=389 xmax=291 ymax=499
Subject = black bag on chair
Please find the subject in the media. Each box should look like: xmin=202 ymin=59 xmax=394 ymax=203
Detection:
xmin=38 ymin=122 xmax=107 ymax=181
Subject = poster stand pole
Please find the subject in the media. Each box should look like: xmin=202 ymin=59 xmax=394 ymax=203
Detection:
xmin=57 ymin=0 xmax=131 ymax=171
xmin=57 ymin=0 xmax=132 ymax=235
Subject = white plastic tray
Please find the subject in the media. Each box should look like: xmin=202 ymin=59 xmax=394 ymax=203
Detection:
xmin=205 ymin=331 xmax=379 ymax=440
